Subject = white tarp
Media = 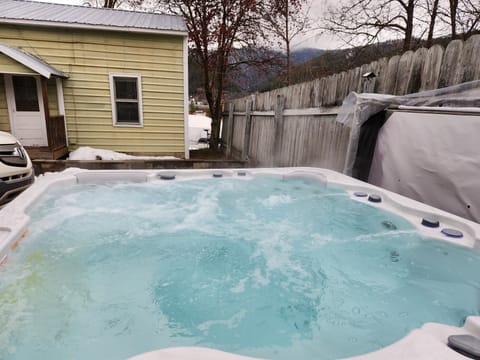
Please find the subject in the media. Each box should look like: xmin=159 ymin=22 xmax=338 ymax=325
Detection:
xmin=368 ymin=109 xmax=480 ymax=223
xmin=336 ymin=80 xmax=480 ymax=223
xmin=337 ymin=80 xmax=480 ymax=176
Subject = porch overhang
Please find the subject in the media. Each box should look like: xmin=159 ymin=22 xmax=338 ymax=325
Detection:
xmin=0 ymin=42 xmax=68 ymax=79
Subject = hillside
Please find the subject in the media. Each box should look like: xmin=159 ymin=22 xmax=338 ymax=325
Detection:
xmin=291 ymin=48 xmax=326 ymax=64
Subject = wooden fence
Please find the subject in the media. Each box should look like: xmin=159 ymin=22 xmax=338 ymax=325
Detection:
xmin=222 ymin=35 xmax=480 ymax=169
xmin=223 ymin=96 xmax=349 ymax=171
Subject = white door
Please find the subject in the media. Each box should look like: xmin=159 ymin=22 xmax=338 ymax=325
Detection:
xmin=5 ymin=74 xmax=48 ymax=146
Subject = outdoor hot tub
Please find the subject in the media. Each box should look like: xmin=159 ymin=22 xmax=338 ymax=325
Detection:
xmin=0 ymin=168 xmax=479 ymax=360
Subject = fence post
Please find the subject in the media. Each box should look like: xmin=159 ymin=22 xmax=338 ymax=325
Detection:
xmin=273 ymin=95 xmax=285 ymax=165
xmin=226 ymin=103 xmax=234 ymax=158
xmin=242 ymin=96 xmax=254 ymax=161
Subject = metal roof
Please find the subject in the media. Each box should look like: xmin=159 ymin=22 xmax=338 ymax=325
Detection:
xmin=0 ymin=42 xmax=68 ymax=78
xmin=0 ymin=0 xmax=187 ymax=35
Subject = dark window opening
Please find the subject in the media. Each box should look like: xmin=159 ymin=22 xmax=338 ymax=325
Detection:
xmin=13 ymin=76 xmax=39 ymax=112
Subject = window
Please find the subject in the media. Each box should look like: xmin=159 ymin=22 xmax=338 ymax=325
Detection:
xmin=109 ymin=74 xmax=143 ymax=126
xmin=12 ymin=76 xmax=40 ymax=112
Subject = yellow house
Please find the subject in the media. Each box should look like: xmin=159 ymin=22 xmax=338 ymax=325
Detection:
xmin=0 ymin=0 xmax=189 ymax=159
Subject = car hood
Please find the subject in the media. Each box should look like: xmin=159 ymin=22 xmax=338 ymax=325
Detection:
xmin=0 ymin=131 xmax=19 ymax=145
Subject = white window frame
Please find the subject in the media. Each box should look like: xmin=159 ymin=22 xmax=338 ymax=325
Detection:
xmin=109 ymin=73 xmax=143 ymax=127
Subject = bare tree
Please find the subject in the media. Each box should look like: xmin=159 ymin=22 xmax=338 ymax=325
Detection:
xmin=417 ymin=0 xmax=480 ymax=44
xmin=324 ymin=0 xmax=420 ymax=51
xmin=433 ymin=0 xmax=480 ymax=40
xmin=455 ymin=0 xmax=480 ymax=38
xmin=162 ymin=0 xmax=262 ymax=150
xmin=261 ymin=0 xmax=312 ymax=85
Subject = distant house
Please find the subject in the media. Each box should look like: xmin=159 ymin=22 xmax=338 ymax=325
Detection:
xmin=0 ymin=0 xmax=188 ymax=159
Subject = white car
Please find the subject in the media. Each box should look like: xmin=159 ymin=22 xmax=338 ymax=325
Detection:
xmin=0 ymin=131 xmax=34 ymax=206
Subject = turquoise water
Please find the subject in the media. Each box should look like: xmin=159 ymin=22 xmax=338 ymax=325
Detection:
xmin=1 ymin=177 xmax=480 ymax=360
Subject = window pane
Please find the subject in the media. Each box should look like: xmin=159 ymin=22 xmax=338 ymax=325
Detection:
xmin=116 ymin=102 xmax=139 ymax=123
xmin=114 ymin=77 xmax=138 ymax=100
xmin=12 ymin=76 xmax=40 ymax=112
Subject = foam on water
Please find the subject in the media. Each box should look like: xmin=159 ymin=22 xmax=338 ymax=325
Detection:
xmin=1 ymin=177 xmax=480 ymax=360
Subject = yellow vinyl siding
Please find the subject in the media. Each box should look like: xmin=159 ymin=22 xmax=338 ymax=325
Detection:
xmin=0 ymin=24 xmax=185 ymax=155
xmin=0 ymin=75 xmax=11 ymax=133
xmin=0 ymin=53 xmax=34 ymax=74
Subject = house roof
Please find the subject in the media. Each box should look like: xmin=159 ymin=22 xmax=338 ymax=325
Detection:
xmin=0 ymin=42 xmax=68 ymax=78
xmin=0 ymin=0 xmax=187 ymax=36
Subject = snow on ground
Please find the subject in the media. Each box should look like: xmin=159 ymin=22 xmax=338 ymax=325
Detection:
xmin=189 ymin=113 xmax=211 ymax=150
xmin=68 ymin=147 xmax=179 ymax=161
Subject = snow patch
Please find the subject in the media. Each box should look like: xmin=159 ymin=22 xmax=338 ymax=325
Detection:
xmin=68 ymin=147 xmax=179 ymax=161
xmin=189 ymin=114 xmax=211 ymax=150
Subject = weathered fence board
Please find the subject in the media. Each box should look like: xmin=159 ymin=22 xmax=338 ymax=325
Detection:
xmin=420 ymin=45 xmax=444 ymax=91
xmin=225 ymin=103 xmax=234 ymax=157
xmin=373 ymin=57 xmax=389 ymax=93
xmin=395 ymin=51 xmax=414 ymax=95
xmin=406 ymin=48 xmax=427 ymax=94
xmin=438 ymin=40 xmax=464 ymax=88
xmin=384 ymin=55 xmax=401 ymax=94
xmin=461 ymin=36 xmax=480 ymax=82
xmin=273 ymin=95 xmax=286 ymax=164
xmin=231 ymin=114 xmax=246 ymax=158
xmin=248 ymin=115 xmax=276 ymax=166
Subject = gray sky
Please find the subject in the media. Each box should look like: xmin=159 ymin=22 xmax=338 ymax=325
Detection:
xmin=31 ymin=0 xmax=340 ymax=49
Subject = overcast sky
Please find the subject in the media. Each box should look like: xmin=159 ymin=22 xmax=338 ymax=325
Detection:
xmin=31 ymin=0 xmax=340 ymax=50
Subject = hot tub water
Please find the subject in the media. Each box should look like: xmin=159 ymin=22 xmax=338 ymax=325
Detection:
xmin=1 ymin=177 xmax=479 ymax=360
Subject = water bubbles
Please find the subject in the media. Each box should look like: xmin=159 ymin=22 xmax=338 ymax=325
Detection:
xmin=230 ymin=278 xmax=247 ymax=294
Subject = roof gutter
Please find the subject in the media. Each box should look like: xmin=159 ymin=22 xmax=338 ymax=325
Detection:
xmin=0 ymin=19 xmax=188 ymax=37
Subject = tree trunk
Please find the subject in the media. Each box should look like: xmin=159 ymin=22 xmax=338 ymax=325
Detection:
xmin=285 ymin=0 xmax=290 ymax=85
xmin=103 ymin=0 xmax=117 ymax=8
xmin=449 ymin=0 xmax=458 ymax=39
xmin=208 ymin=51 xmax=227 ymax=150
xmin=403 ymin=0 xmax=415 ymax=51
xmin=427 ymin=0 xmax=440 ymax=47
xmin=209 ymin=97 xmax=222 ymax=150
xmin=210 ymin=112 xmax=221 ymax=150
